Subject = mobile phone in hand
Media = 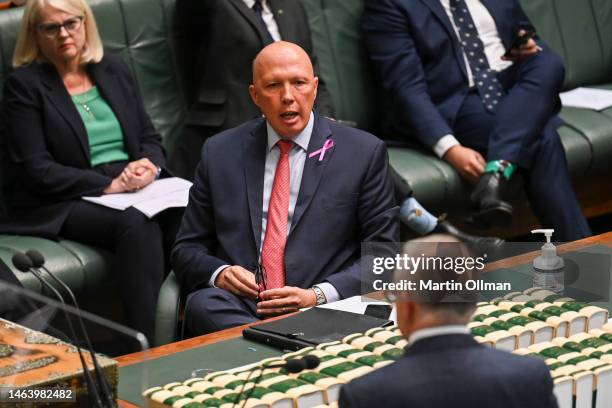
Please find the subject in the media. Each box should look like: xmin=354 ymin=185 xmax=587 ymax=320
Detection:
xmin=503 ymin=28 xmax=536 ymax=58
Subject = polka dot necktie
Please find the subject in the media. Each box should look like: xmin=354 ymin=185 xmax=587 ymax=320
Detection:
xmin=260 ymin=140 xmax=294 ymax=289
xmin=449 ymin=0 xmax=504 ymax=111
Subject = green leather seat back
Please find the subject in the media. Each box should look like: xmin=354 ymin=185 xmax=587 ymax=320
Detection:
xmin=519 ymin=0 xmax=612 ymax=175
xmin=0 ymin=0 xmax=185 ymax=153
xmin=302 ymin=0 xmax=380 ymax=133
xmin=520 ymin=0 xmax=612 ymax=90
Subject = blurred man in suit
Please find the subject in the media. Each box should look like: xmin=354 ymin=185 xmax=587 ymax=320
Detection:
xmin=170 ymin=0 xmax=334 ymax=180
xmin=172 ymin=42 xmax=398 ymax=335
xmin=339 ymin=235 xmax=558 ymax=408
xmin=362 ymin=0 xmax=590 ymax=241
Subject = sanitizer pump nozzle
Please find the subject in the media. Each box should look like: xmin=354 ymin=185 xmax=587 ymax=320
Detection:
xmin=531 ymin=229 xmax=564 ymax=293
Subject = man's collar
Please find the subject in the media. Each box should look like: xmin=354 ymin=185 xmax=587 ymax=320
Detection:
xmin=243 ymin=0 xmax=268 ymax=9
xmin=266 ymin=111 xmax=314 ymax=152
xmin=407 ymin=325 xmax=470 ymax=347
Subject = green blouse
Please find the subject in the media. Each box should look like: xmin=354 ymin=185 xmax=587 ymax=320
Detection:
xmin=71 ymin=86 xmax=129 ymax=167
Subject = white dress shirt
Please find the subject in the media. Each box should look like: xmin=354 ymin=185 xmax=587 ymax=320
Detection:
xmin=433 ymin=0 xmax=513 ymax=158
xmin=407 ymin=325 xmax=471 ymax=347
xmin=209 ymin=112 xmax=340 ymax=302
xmin=242 ymin=0 xmax=282 ymax=42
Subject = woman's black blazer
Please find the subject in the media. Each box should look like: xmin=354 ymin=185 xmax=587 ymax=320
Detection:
xmin=0 ymin=54 xmax=166 ymax=238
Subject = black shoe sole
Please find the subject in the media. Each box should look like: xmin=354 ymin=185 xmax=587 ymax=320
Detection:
xmin=466 ymin=205 xmax=513 ymax=229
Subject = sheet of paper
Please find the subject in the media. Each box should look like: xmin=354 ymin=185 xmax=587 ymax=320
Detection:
xmin=132 ymin=189 xmax=190 ymax=218
xmin=559 ymin=87 xmax=612 ymax=111
xmin=312 ymin=295 xmax=384 ymax=313
xmin=82 ymin=177 xmax=192 ymax=215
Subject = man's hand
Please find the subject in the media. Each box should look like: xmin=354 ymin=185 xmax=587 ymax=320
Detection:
xmin=257 ymin=286 xmax=317 ymax=317
xmin=502 ymin=30 xmax=541 ymax=62
xmin=216 ymin=266 xmax=259 ymax=300
xmin=443 ymin=145 xmax=486 ymax=183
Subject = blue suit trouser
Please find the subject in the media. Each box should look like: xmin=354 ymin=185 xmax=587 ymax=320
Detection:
xmin=185 ymin=287 xmax=259 ymax=336
xmin=453 ymin=52 xmax=590 ymax=241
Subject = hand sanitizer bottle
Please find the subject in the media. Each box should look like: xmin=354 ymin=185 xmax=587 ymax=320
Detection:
xmin=531 ymin=229 xmax=564 ymax=293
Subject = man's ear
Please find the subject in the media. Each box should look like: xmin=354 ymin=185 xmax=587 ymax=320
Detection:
xmin=396 ymin=300 xmax=417 ymax=337
xmin=249 ymin=84 xmax=258 ymax=107
xmin=313 ymin=76 xmax=319 ymax=99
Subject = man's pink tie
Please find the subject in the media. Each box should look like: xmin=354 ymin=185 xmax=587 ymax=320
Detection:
xmin=260 ymin=139 xmax=294 ymax=289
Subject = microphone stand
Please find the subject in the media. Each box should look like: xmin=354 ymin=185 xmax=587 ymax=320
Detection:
xmin=26 ymin=250 xmax=116 ymax=408
xmin=11 ymin=253 xmax=104 ymax=408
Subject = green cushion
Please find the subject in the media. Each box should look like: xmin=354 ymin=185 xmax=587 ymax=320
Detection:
xmin=154 ymin=271 xmax=181 ymax=347
xmin=0 ymin=236 xmax=84 ymax=293
xmin=57 ymin=240 xmax=113 ymax=295
xmin=521 ymin=0 xmax=612 ymax=89
xmin=388 ymin=148 xmax=467 ymax=212
xmin=558 ymin=107 xmax=612 ymax=174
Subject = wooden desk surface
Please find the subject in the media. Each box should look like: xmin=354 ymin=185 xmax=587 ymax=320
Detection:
xmin=115 ymin=231 xmax=612 ymax=407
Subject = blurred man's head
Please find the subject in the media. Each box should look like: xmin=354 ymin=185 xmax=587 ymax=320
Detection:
xmin=392 ymin=235 xmax=477 ymax=339
xmin=249 ymin=41 xmax=318 ymax=139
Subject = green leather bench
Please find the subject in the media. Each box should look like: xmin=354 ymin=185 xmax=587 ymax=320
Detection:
xmin=1 ymin=0 xmax=611 ymax=347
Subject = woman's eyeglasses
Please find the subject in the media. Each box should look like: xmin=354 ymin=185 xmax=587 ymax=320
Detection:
xmin=37 ymin=16 xmax=84 ymax=38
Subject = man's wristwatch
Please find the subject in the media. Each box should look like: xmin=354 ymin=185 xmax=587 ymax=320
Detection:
xmin=312 ymin=285 xmax=327 ymax=306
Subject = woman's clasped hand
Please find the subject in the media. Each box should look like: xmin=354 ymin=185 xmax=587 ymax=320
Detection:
xmin=105 ymin=158 xmax=158 ymax=194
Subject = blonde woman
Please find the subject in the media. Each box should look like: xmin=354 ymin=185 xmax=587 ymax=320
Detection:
xmin=1 ymin=0 xmax=181 ymax=341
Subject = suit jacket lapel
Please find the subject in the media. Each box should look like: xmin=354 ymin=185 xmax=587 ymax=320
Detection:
xmin=89 ymin=62 xmax=139 ymax=158
xmin=289 ymin=114 xmax=333 ymax=234
xmin=418 ymin=0 xmax=469 ymax=81
xmin=40 ymin=64 xmax=91 ymax=162
xmin=229 ymin=0 xmax=274 ymax=45
xmin=244 ymin=120 xmax=268 ymax=251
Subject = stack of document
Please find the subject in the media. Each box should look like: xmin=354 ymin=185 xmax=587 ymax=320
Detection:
xmin=82 ymin=177 xmax=192 ymax=218
xmin=559 ymin=87 xmax=612 ymax=110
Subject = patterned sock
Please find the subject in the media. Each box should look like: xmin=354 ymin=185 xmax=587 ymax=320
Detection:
xmin=484 ymin=159 xmax=516 ymax=180
xmin=399 ymin=197 xmax=438 ymax=235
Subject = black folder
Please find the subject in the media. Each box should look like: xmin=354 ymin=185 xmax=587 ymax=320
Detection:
xmin=242 ymin=307 xmax=393 ymax=351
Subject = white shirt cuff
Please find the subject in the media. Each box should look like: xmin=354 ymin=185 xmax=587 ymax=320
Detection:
xmin=433 ymin=134 xmax=460 ymax=158
xmin=315 ymin=282 xmax=341 ymax=303
xmin=209 ymin=265 xmax=230 ymax=287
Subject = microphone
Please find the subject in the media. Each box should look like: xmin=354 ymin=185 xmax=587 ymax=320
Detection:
xmin=11 ymin=253 xmax=105 ymax=408
xmin=25 ymin=250 xmax=116 ymax=408
xmin=302 ymin=354 xmax=321 ymax=370
xmin=234 ymin=355 xmax=321 ymax=407
xmin=258 ymin=358 xmax=306 ymax=373
xmin=260 ymin=355 xmax=320 ymax=372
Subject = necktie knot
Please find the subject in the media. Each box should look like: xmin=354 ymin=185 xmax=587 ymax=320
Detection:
xmin=277 ymin=140 xmax=294 ymax=155
xmin=252 ymin=0 xmax=264 ymax=13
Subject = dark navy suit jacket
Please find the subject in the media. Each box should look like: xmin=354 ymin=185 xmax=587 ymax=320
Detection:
xmin=362 ymin=0 xmax=539 ymax=147
xmin=172 ymin=113 xmax=399 ymax=297
xmin=339 ymin=334 xmax=558 ymax=408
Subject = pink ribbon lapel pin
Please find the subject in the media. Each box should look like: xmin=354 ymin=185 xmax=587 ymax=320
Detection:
xmin=308 ymin=139 xmax=335 ymax=162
